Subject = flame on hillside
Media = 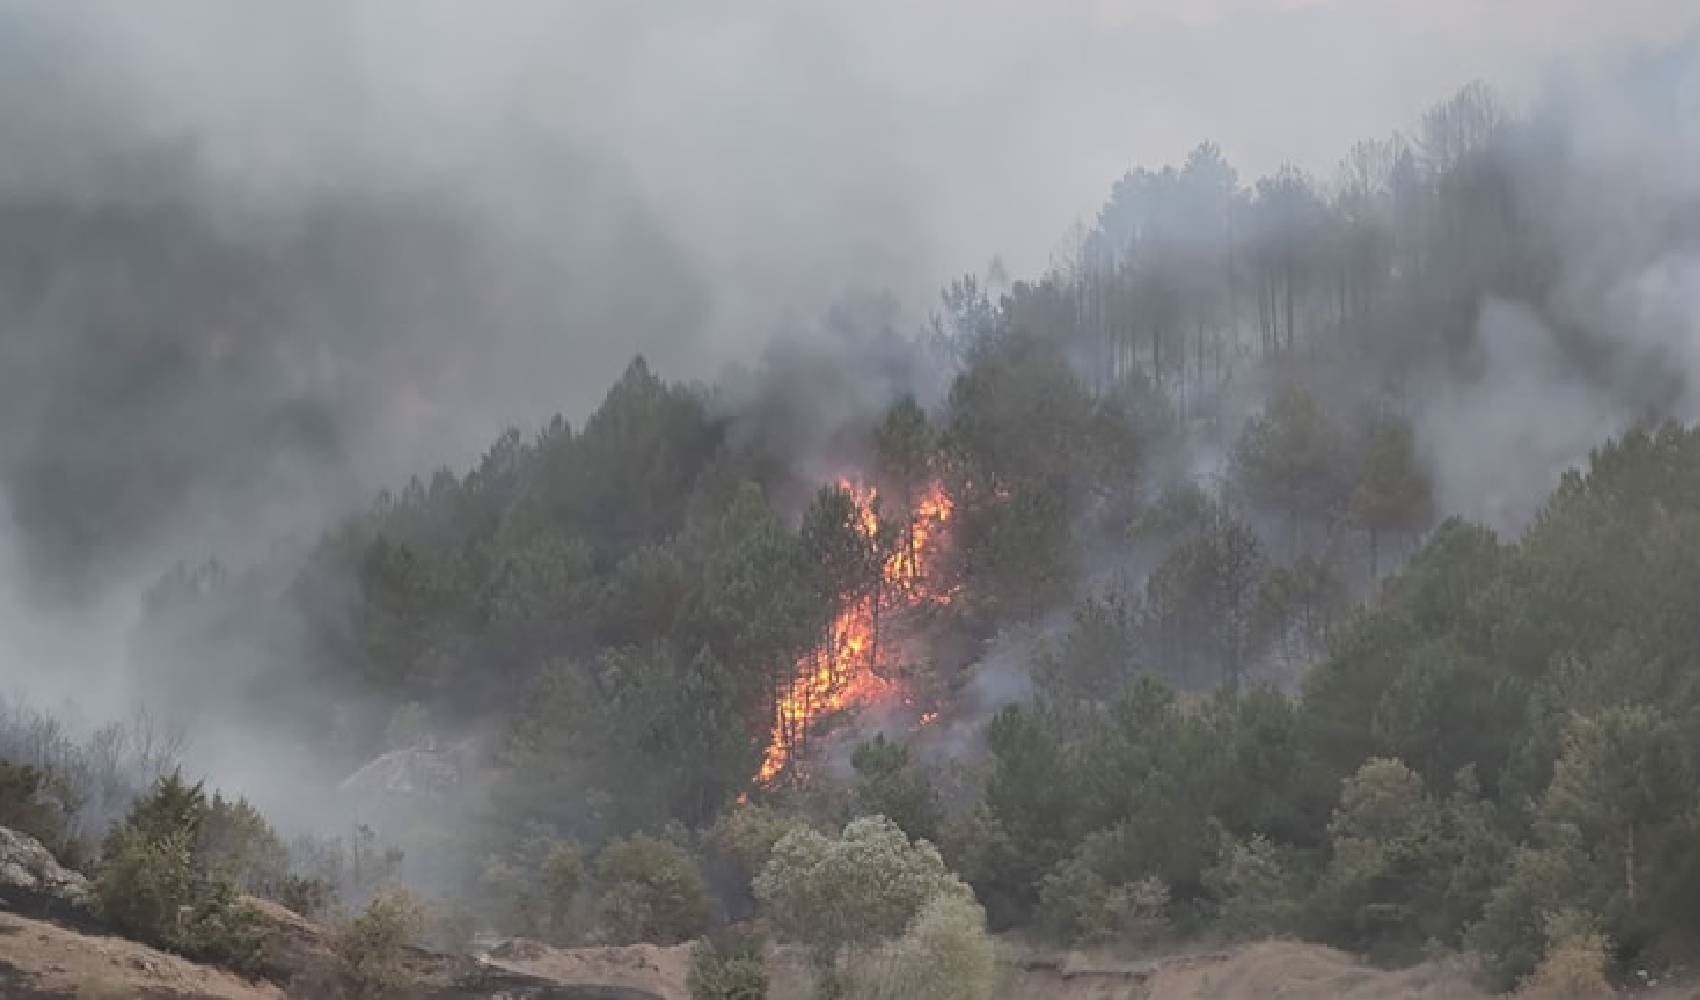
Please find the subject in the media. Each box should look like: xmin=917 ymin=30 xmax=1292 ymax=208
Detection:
xmin=754 ymin=478 xmax=954 ymax=786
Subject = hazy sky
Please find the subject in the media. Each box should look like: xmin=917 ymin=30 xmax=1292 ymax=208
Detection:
xmin=42 ymin=0 xmax=1700 ymax=355
xmin=0 ymin=0 xmax=1693 ymax=602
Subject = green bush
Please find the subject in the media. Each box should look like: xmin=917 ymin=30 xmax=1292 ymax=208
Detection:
xmin=0 ymin=759 xmax=71 ymax=861
xmin=755 ymin=816 xmax=974 ymax=991
xmin=688 ymin=925 xmax=769 ymax=1000
xmin=1202 ymin=831 xmax=1304 ymax=940
xmin=202 ymin=792 xmax=290 ymax=894
xmin=1037 ymin=824 xmax=1171 ymax=947
xmin=328 ymin=888 xmax=430 ymax=999
xmin=597 ymin=834 xmax=710 ymax=945
xmin=847 ymin=892 xmax=998 ymax=1000
xmin=477 ymin=831 xmax=585 ymax=942
xmin=714 ymin=803 xmax=803 ymax=890
xmin=95 ymin=778 xmax=265 ymax=975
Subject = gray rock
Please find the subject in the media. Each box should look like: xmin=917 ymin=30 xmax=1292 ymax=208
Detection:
xmin=0 ymin=824 xmax=92 ymax=921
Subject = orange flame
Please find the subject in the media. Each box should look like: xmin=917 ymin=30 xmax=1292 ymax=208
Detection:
xmin=754 ymin=478 xmax=954 ymax=786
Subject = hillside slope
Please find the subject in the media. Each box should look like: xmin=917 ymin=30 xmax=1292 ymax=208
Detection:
xmin=0 ymin=909 xmax=283 ymax=999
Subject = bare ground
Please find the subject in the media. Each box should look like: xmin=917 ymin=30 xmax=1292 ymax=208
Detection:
xmin=0 ymin=910 xmax=283 ymax=999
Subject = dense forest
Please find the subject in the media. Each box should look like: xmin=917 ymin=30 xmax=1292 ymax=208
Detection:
xmin=5 ymin=57 xmax=1700 ymax=998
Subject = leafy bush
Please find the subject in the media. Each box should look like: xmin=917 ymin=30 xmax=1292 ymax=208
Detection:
xmin=328 ymin=888 xmax=429 ymax=999
xmin=1203 ymin=830 xmax=1305 ymax=940
xmin=688 ymin=924 xmax=769 ymax=1000
xmin=1037 ymin=824 xmax=1171 ymax=947
xmin=270 ymin=873 xmax=337 ymax=920
xmin=94 ymin=772 xmax=264 ymax=974
xmin=477 ymin=830 xmax=585 ymax=942
xmin=1517 ymin=919 xmax=1614 ymax=1000
xmin=714 ymin=803 xmax=803 ymax=888
xmin=847 ymin=892 xmax=998 ymax=1000
xmin=202 ymin=792 xmax=290 ymax=893
xmin=850 ymin=735 xmax=942 ymax=844
xmin=597 ymin=833 xmax=710 ymax=945
xmin=0 ymin=759 xmax=71 ymax=860
xmin=755 ymin=815 xmax=974 ymax=989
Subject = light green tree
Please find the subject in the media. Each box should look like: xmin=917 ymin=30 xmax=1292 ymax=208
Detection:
xmin=754 ymin=816 xmax=973 ymax=992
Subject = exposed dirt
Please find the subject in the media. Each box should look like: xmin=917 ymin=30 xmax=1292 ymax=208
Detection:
xmin=998 ymin=942 xmax=1487 ymax=1000
xmin=1140 ymin=941 xmax=1485 ymax=999
xmin=0 ymin=910 xmax=283 ymax=999
xmin=482 ymin=939 xmax=690 ymax=1000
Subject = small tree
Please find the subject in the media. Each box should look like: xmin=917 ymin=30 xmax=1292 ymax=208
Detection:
xmin=851 ymin=736 xmax=942 ymax=845
xmin=1517 ymin=911 xmax=1613 ymax=1000
xmin=848 ymin=893 xmax=998 ymax=1000
xmin=329 ymin=888 xmax=429 ymax=999
xmin=754 ymin=816 xmax=971 ymax=992
xmin=0 ymin=759 xmax=69 ymax=860
xmin=688 ymin=924 xmax=769 ymax=1000
xmin=1308 ymin=757 xmax=1439 ymax=959
xmin=715 ymin=803 xmax=803 ymax=889
xmin=597 ymin=834 xmax=710 ymax=945
xmin=94 ymin=772 xmax=263 ymax=973
xmin=1204 ymin=831 xmax=1304 ymax=940
xmin=202 ymin=793 xmax=289 ymax=895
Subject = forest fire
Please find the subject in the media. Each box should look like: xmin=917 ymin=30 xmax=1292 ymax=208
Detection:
xmin=754 ymin=478 xmax=954 ymax=786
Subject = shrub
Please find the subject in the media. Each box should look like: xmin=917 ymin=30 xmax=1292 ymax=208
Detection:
xmin=597 ymin=834 xmax=710 ymax=945
xmin=202 ymin=793 xmax=290 ymax=894
xmin=1037 ymin=824 xmax=1171 ymax=947
xmin=714 ymin=803 xmax=803 ymax=888
xmin=1466 ymin=836 xmax=1591 ymax=990
xmin=329 ymin=888 xmax=430 ymax=999
xmin=754 ymin=816 xmax=973 ymax=989
xmin=851 ymin=735 xmax=942 ymax=844
xmin=847 ymin=893 xmax=998 ymax=1000
xmin=1203 ymin=831 xmax=1304 ymax=940
xmin=688 ymin=925 xmax=769 ymax=1000
xmin=94 ymin=772 xmax=264 ymax=974
xmin=0 ymin=759 xmax=70 ymax=860
xmin=1518 ymin=927 xmax=1614 ymax=1000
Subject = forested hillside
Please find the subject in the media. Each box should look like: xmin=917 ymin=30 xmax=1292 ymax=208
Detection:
xmin=4 ymin=59 xmax=1700 ymax=998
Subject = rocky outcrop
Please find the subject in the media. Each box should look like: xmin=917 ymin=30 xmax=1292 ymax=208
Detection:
xmin=0 ymin=824 xmax=92 ymax=924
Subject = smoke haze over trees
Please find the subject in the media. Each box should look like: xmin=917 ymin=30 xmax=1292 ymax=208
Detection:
xmin=0 ymin=1 xmax=1698 ymax=995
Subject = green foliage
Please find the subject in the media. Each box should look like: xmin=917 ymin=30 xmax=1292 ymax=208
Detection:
xmin=1203 ymin=830 xmax=1305 ymax=940
xmin=596 ymin=834 xmax=711 ymax=945
xmin=1035 ymin=593 xmax=1140 ymax=703
xmin=1308 ymin=758 xmax=1441 ymax=958
xmin=846 ymin=892 xmax=999 ymax=1000
xmin=850 ymin=735 xmax=941 ymax=846
xmin=689 ymin=925 xmax=770 ymax=1000
xmin=1349 ymin=411 xmax=1434 ymax=572
xmin=476 ymin=829 xmax=585 ymax=942
xmin=202 ymin=792 xmax=289 ymax=895
xmin=328 ymin=888 xmax=429 ymax=999
xmin=942 ymin=335 xmax=1137 ymax=620
xmin=1231 ymin=384 xmax=1350 ymax=542
xmin=1142 ymin=504 xmax=1268 ymax=688
xmin=754 ymin=816 xmax=972 ymax=979
xmin=94 ymin=773 xmax=264 ymax=974
xmin=1467 ymin=830 xmax=1593 ymax=989
xmin=714 ymin=803 xmax=804 ymax=892
xmin=0 ymin=759 xmax=69 ymax=859
xmin=1038 ymin=827 xmax=1171 ymax=947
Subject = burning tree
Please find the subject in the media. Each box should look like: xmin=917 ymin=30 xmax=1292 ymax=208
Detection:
xmin=754 ymin=478 xmax=956 ymax=786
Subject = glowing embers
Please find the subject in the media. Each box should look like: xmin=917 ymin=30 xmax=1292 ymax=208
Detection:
xmin=754 ymin=478 xmax=954 ymax=786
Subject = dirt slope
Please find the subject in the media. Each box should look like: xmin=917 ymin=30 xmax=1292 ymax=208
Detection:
xmin=0 ymin=910 xmax=283 ymax=999
xmin=993 ymin=940 xmax=1490 ymax=1000
xmin=482 ymin=939 xmax=691 ymax=1000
